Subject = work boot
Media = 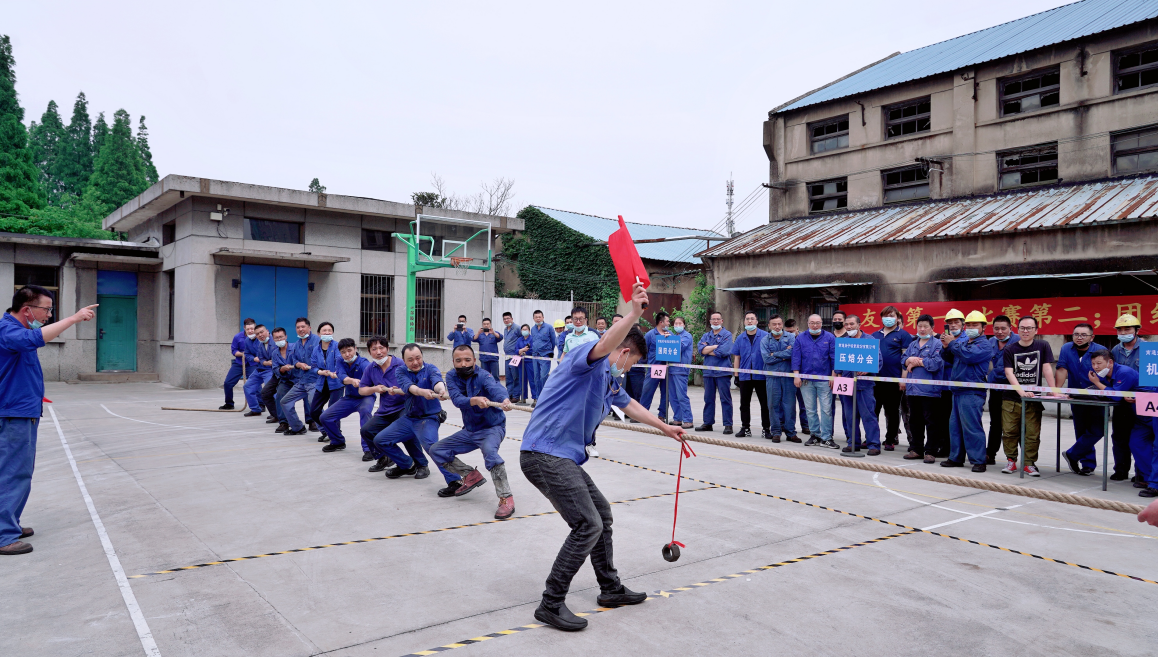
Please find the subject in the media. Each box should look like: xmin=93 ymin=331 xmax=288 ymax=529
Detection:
xmin=681 ymin=422 xmax=694 ymax=430
xmin=265 ymin=416 xmax=279 ymax=424
xmin=867 ymin=448 xmax=881 ymax=456
xmin=534 ymin=602 xmax=587 ymax=631
xmin=19 ymin=527 xmax=33 ymax=539
xmin=904 ymin=451 xmax=922 ymax=460
xmin=0 ymin=540 xmax=33 ymax=555
xmin=495 ymin=496 xmax=516 ymax=519
xmin=1110 ymin=472 xmax=1129 ymax=481
xmin=318 ymin=435 xmax=328 ymax=442
xmin=597 ymin=585 xmax=648 ymax=607
xmin=368 ymin=457 xmax=394 ymax=473
xmin=971 ymin=463 xmax=986 ymax=473
xmin=243 ymin=410 xmax=262 ymax=417
xmin=415 ymin=466 xmax=430 ymax=479
xmin=275 ymin=422 xmax=289 ymax=434
xmin=940 ymin=459 xmax=964 ymax=468
xmin=284 ymin=427 xmax=307 ymax=436
xmin=321 ymin=443 xmax=345 ymax=452
xmin=1140 ymin=488 xmax=1158 ymax=498
xmin=383 ymin=464 xmax=418 ymax=479
xmin=455 ymin=468 xmax=487 ymax=496
xmin=361 ymin=452 xmax=374 ymax=462
xmin=722 ymin=426 xmax=733 ymax=435
xmin=801 ymin=427 xmax=811 ymax=435
xmin=219 ymin=403 xmax=235 ymax=410
xmin=308 ymin=421 xmax=319 ymax=432
xmin=786 ymin=435 xmax=802 ymax=443
xmin=438 ymin=481 xmax=463 ymax=497
xmin=695 ymin=423 xmax=713 ymax=432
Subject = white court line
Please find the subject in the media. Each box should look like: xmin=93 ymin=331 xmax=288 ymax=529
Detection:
xmin=922 ymin=510 xmax=1001 ymax=530
xmin=49 ymin=406 xmax=162 ymax=657
xmin=101 ymin=404 xmax=269 ymax=436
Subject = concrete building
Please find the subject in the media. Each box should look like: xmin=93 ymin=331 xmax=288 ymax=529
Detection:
xmin=701 ymin=0 xmax=1158 ymax=343
xmin=12 ymin=175 xmax=520 ymax=387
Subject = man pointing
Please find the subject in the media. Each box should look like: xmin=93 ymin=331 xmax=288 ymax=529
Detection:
xmin=1 ymin=286 xmax=97 ymax=555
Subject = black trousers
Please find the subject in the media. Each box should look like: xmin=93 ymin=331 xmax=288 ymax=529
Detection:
xmin=260 ymin=375 xmax=280 ymax=417
xmin=358 ymin=410 xmax=425 ymax=460
xmin=986 ymin=390 xmax=1004 ymax=460
xmin=874 ymin=381 xmax=903 ymax=443
xmin=934 ymin=391 xmax=953 ymax=458
xmin=907 ymin=395 xmax=945 ymax=456
xmin=625 ymin=369 xmax=646 ymax=402
xmin=1111 ymin=403 xmax=1136 ymax=476
xmin=309 ymin=385 xmax=343 ymax=428
xmin=738 ymin=379 xmax=769 ymax=431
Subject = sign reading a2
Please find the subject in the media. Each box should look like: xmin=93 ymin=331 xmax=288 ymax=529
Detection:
xmin=650 ymin=364 xmax=668 ymax=379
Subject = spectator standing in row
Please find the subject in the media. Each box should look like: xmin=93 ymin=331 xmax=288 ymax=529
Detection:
xmin=448 ymin=315 xmax=474 ymax=349
xmin=784 ymin=319 xmax=810 ymax=436
xmin=1110 ymin=313 xmax=1141 ymax=481
xmin=563 ymin=307 xmax=598 ymax=356
xmin=1000 ymin=316 xmax=1054 ymax=476
xmin=872 ymin=305 xmax=913 ymax=452
xmin=668 ymin=316 xmax=696 ymax=429
xmin=900 ymin=314 xmax=944 ymax=462
xmin=472 ymin=317 xmax=503 ymax=379
xmin=836 ymin=315 xmax=881 ymax=455
xmin=760 ymin=314 xmax=797 ymax=443
xmin=638 ymin=312 xmax=671 ymax=422
xmin=937 ymin=310 xmax=965 ymax=460
xmin=1058 ymin=323 xmax=1108 ymax=476
xmin=829 ymin=310 xmax=847 ymax=435
xmin=941 ymin=311 xmax=993 ymax=472
xmin=501 ymin=312 xmax=522 ymax=402
xmin=529 ymin=310 xmax=554 ymax=403
xmin=985 ymin=315 xmax=1013 ymax=464
xmin=696 ymin=312 xmax=733 ymax=434
xmin=733 ymin=312 xmax=770 ymax=439
xmin=793 ymin=314 xmax=838 ymax=449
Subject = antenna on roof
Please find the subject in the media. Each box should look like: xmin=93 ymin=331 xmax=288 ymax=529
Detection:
xmin=725 ymin=175 xmax=735 ymax=237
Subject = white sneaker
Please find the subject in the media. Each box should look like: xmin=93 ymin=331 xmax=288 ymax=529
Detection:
xmin=586 ymin=444 xmax=599 ymax=458
xmin=1000 ymin=459 xmax=1018 ymax=474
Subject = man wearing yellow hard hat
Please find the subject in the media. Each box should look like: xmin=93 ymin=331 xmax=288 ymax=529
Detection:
xmin=939 ymin=310 xmax=994 ymax=472
xmin=1111 ymin=314 xmax=1143 ymax=484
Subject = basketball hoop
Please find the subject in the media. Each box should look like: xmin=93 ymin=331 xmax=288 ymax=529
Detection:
xmin=450 ymin=256 xmax=472 ymax=276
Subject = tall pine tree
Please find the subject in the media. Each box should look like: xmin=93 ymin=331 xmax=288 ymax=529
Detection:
xmin=27 ymin=99 xmax=66 ymax=203
xmin=136 ymin=115 xmax=158 ymax=185
xmin=0 ymin=35 xmax=46 ymax=216
xmin=56 ymin=91 xmax=93 ymax=201
xmin=84 ymin=109 xmax=145 ymax=210
xmin=91 ymin=111 xmax=108 ymax=160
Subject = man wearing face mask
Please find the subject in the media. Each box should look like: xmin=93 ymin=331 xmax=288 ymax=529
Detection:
xmin=1111 ymin=314 xmax=1142 ymax=481
xmin=563 ymin=307 xmax=599 ymax=356
xmin=835 ymin=315 xmax=882 ymax=455
xmin=900 ymin=314 xmax=945 ymax=462
xmin=520 ymin=282 xmax=685 ymax=632
xmin=281 ymin=318 xmax=322 ymax=436
xmin=638 ymin=312 xmax=673 ymax=423
xmin=317 ymin=338 xmax=374 ymax=453
xmin=871 ymin=306 xmax=913 ymax=452
xmin=358 ymin=337 xmax=427 ymax=470
xmin=1057 ymin=322 xmax=1109 ymax=476
xmin=696 ymin=312 xmax=734 ymax=434
xmin=529 ymin=310 xmax=554 ymax=402
xmin=1085 ymin=350 xmax=1141 ymax=486
xmin=242 ymin=325 xmax=273 ymax=417
xmin=269 ymin=328 xmax=296 ymax=433
xmin=733 ymin=312 xmax=771 ymax=439
xmin=940 ymin=310 xmax=993 ymax=472
xmin=984 ymin=315 xmax=1014 ymax=464
xmin=501 ymin=312 xmax=522 ymax=403
xmin=1 ymin=286 xmax=97 ymax=555
xmin=261 ymin=327 xmax=290 ymax=426
xmin=429 ymin=345 xmax=517 ymax=518
xmin=793 ymin=314 xmax=838 ymax=449
xmin=936 ymin=309 xmax=966 ymax=458
xmin=828 ymin=311 xmax=847 ymax=430
xmin=760 ymin=314 xmax=797 ymax=443
xmin=221 ymin=318 xmax=256 ymax=410
xmin=307 ymin=322 xmax=345 ymax=443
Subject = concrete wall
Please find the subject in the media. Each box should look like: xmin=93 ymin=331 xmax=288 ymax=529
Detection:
xmin=765 ymin=21 xmax=1158 ymax=221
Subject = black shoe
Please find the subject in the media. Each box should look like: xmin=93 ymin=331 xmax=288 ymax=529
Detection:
xmin=361 ymin=452 xmax=373 ymax=462
xmin=322 ymin=443 xmax=345 ymax=452
xmin=384 ymin=464 xmax=418 ymax=479
xmin=438 ymin=481 xmax=463 ymax=497
xmin=804 ymin=437 xmax=821 ymax=447
xmin=941 ymin=459 xmax=964 ymax=468
xmin=1079 ymin=466 xmax=1096 ymax=476
xmin=368 ymin=457 xmax=394 ymax=473
xmin=986 ymin=456 xmax=996 ymax=465
xmin=627 ymin=417 xmax=640 ymax=424
xmin=971 ymin=463 xmax=987 ymax=473
xmin=786 ymin=435 xmax=802 ymax=443
xmin=318 ymin=435 xmax=328 ymax=442
xmin=735 ymin=428 xmax=751 ymax=438
xmin=1063 ymin=451 xmax=1082 ymax=475
xmin=597 ymin=585 xmax=647 ymax=607
xmin=762 ymin=429 xmax=776 ymax=441
xmin=534 ymin=602 xmax=587 ymax=632
xmin=219 ymin=403 xmax=235 ymax=410
xmin=867 ymin=448 xmax=881 ymax=456
xmin=275 ymin=422 xmax=289 ymax=434
xmin=414 ymin=466 xmax=430 ymax=480
xmin=265 ymin=417 xmax=279 ymax=424
xmin=801 ymin=428 xmax=811 ymax=435
xmin=722 ymin=426 xmax=733 ymax=435
xmin=695 ymin=424 xmax=713 ymax=432
xmin=1134 ymin=481 xmax=1149 ymax=489
xmin=1140 ymin=488 xmax=1158 ymax=498
xmin=1110 ymin=472 xmax=1129 ymax=481
xmin=243 ymin=410 xmax=262 ymax=417
xmin=308 ymin=421 xmax=319 ymax=432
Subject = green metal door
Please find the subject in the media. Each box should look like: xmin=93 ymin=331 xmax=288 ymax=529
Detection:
xmin=97 ymin=295 xmax=138 ymax=371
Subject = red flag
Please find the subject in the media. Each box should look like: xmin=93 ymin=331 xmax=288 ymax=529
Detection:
xmin=608 ymin=215 xmax=650 ymax=303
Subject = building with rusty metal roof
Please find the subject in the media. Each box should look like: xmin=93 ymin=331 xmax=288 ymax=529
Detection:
xmin=701 ymin=0 xmax=1158 ymax=338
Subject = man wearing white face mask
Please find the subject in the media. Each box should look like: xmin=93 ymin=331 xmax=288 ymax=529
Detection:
xmin=872 ymin=306 xmax=913 ymax=451
xmin=941 ymin=310 xmax=993 ymax=472
xmin=733 ymin=312 xmax=770 ymax=439
xmin=1111 ymin=314 xmax=1142 ymax=482
xmin=563 ymin=307 xmax=599 ymax=355
xmin=264 ymin=327 xmax=293 ymax=429
xmin=696 ymin=312 xmax=734 ymax=433
xmin=1 ymin=286 xmax=97 ymax=555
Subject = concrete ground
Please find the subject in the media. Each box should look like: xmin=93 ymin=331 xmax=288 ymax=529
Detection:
xmin=4 ymin=381 xmax=1157 ymax=657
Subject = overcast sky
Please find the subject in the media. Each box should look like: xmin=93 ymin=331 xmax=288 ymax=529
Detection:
xmin=9 ymin=0 xmax=1070 ymax=232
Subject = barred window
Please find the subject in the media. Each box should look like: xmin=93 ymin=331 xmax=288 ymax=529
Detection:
xmin=884 ymin=97 xmax=931 ymax=138
xmin=808 ymin=178 xmax=848 ymax=214
xmin=1113 ymin=126 xmax=1158 ymax=174
xmin=998 ymin=144 xmax=1058 ymax=189
xmin=1115 ymin=43 xmax=1158 ymax=93
xmin=809 ymin=116 xmax=849 ymax=154
xmin=360 ymin=274 xmax=393 ymax=342
xmin=1000 ymin=68 xmax=1060 ymax=116
xmin=414 ymin=278 xmax=443 ymax=344
xmin=882 ymin=166 xmax=930 ymax=204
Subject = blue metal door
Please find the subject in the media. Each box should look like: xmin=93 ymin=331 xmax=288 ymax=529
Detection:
xmin=240 ymin=265 xmax=309 ymax=342
xmin=275 ymin=267 xmax=309 ymax=341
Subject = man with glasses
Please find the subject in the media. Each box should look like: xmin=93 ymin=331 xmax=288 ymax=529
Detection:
xmin=1056 ymin=323 xmax=1108 ymax=476
xmin=1000 ymin=316 xmax=1055 ymax=476
xmin=1 ymin=286 xmax=97 ymax=555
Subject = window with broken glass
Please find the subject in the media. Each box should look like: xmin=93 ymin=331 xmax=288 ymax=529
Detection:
xmin=809 ymin=116 xmax=849 ymax=154
xmin=998 ymin=144 xmax=1058 ymax=189
xmin=882 ymin=166 xmax=930 ymax=204
xmin=1115 ymin=43 xmax=1158 ymax=93
xmin=808 ymin=178 xmax=848 ymax=214
xmin=1112 ymin=126 xmax=1158 ymax=174
xmin=999 ymin=68 xmax=1060 ymax=116
xmin=884 ymin=97 xmax=930 ymax=139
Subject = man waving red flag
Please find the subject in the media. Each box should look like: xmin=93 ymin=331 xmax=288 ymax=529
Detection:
xmin=608 ymin=216 xmax=650 ymax=304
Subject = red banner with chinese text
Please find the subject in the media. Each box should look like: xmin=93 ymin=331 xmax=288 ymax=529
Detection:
xmin=838 ymin=296 xmax=1158 ymax=335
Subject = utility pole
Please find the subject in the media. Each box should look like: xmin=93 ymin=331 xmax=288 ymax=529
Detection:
xmin=725 ymin=175 xmax=735 ymax=237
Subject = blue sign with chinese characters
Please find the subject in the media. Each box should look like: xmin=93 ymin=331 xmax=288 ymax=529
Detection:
xmin=655 ymin=335 xmax=681 ymax=363
xmin=835 ymin=338 xmax=881 ymax=373
xmin=1141 ymin=343 xmax=1158 ymax=387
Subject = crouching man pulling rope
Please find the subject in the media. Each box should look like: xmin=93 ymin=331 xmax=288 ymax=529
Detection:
xmin=520 ymin=282 xmax=687 ymax=632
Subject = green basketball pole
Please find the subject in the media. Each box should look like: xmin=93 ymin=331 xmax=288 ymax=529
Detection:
xmin=397 ymin=220 xmax=492 ymax=344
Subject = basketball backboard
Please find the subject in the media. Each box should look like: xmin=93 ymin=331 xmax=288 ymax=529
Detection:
xmin=411 ymin=214 xmax=493 ymax=270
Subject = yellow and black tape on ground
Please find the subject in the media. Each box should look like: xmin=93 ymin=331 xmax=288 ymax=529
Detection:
xmin=397 ymin=530 xmax=916 ymax=657
xmin=597 ymin=456 xmax=1158 ymax=586
xmin=126 ymin=486 xmax=718 ymax=579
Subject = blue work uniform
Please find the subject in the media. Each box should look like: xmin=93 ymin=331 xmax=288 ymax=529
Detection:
xmin=270 ymin=343 xmax=297 ymax=422
xmin=223 ymin=331 xmax=248 ymax=406
xmin=834 ymin=333 xmax=880 ymax=450
xmin=243 ymin=338 xmax=274 ymax=411
xmin=448 ymin=327 xmax=475 ymax=349
xmin=373 ymin=363 xmax=461 ymax=485
xmin=945 ymin=335 xmax=993 ymax=466
xmin=429 ymin=367 xmax=510 ymax=487
xmin=792 ymin=330 xmax=836 ymax=442
xmin=281 ymin=332 xmax=321 ymax=432
xmin=1112 ymin=340 xmax=1140 ymax=371
xmin=872 ymin=327 xmax=914 ymax=444
xmin=1130 ymin=373 xmax=1158 ymax=490
xmin=529 ymin=322 xmax=555 ymax=400
xmin=639 ymin=328 xmax=671 ymax=418
xmin=358 ymin=356 xmax=423 ymax=460
xmin=760 ymin=330 xmax=797 ymax=439
xmin=319 ymin=355 xmax=375 ymax=446
xmin=698 ymin=328 xmax=734 ymax=427
xmin=667 ymin=330 xmax=696 ymax=425
xmin=473 ymin=328 xmax=503 ymax=380
xmin=901 ymin=336 xmax=946 ymax=456
xmin=1059 ymin=342 xmax=1109 ymax=471
xmin=1111 ymin=341 xmax=1141 ymax=476
xmin=502 ymin=323 xmax=522 ymax=399
xmin=0 ymin=313 xmax=46 ymax=548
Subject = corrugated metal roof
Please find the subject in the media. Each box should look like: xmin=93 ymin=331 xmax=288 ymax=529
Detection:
xmin=532 ymin=206 xmax=725 ymax=264
xmin=697 ymin=174 xmax=1158 ymax=258
xmin=777 ymin=0 xmax=1158 ymax=113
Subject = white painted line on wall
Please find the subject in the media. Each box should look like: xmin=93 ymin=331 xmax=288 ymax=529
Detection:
xmin=49 ymin=406 xmax=162 ymax=657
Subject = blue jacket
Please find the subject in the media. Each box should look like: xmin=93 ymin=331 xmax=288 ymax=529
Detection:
xmin=399 ymin=362 xmax=445 ymax=418
xmin=446 ymin=366 xmax=508 ymax=431
xmin=901 ymin=336 xmax=943 ymax=397
xmin=670 ymin=331 xmax=695 ymax=373
xmin=759 ymin=331 xmax=795 ymax=373
xmin=1111 ymin=341 xmax=1140 ymax=371
xmin=336 ymin=355 xmax=371 ymax=397
xmin=871 ymin=328 xmax=913 ymax=378
xmin=0 ymin=313 xmax=46 ymax=418
xmin=1058 ymin=342 xmax=1107 ymax=391
xmin=1095 ymin=363 xmax=1138 ymax=404
xmin=245 ymin=337 xmax=272 ymax=373
xmin=834 ymin=333 xmax=876 ymax=390
xmin=698 ymin=328 xmax=733 ymax=378
xmin=292 ymin=333 xmax=322 ymax=388
xmin=791 ymin=330 xmax=836 ymax=377
xmin=272 ymin=343 xmax=297 ymax=383
xmin=530 ymin=323 xmax=555 ymax=357
xmin=987 ymin=337 xmax=1013 ymax=384
xmin=947 ymin=335 xmax=992 ymax=396
xmin=447 ymin=327 xmax=475 ymax=349
xmin=502 ymin=324 xmax=522 ymax=355
xmin=731 ymin=328 xmax=768 ymax=381
xmin=473 ymin=328 xmax=502 ymax=363
xmin=230 ymin=331 xmax=248 ymax=364
xmin=311 ymin=341 xmax=343 ymax=390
